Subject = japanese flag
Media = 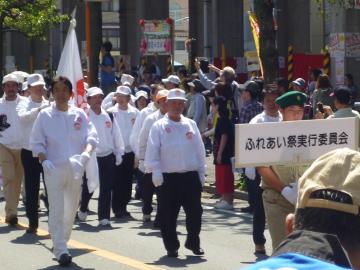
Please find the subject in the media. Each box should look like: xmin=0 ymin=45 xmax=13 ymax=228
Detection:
xmin=56 ymin=17 xmax=87 ymax=110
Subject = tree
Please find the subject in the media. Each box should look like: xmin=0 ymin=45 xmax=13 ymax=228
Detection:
xmin=0 ymin=0 xmax=67 ymax=78
xmin=253 ymin=0 xmax=278 ymax=84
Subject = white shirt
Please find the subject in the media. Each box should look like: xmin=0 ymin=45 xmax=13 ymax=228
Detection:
xmin=0 ymin=95 xmax=27 ymax=149
xmin=145 ymin=115 xmax=206 ymax=178
xmin=138 ymin=109 xmax=165 ymax=161
xmin=17 ymin=97 xmax=49 ymax=150
xmin=108 ymin=104 xmax=139 ymax=153
xmin=249 ymin=111 xmax=282 ymax=124
xmin=30 ymin=104 xmax=98 ymax=165
xmin=88 ymin=108 xmax=125 ymax=157
xmin=129 ymin=102 xmax=157 ymax=157
xmin=101 ymin=92 xmax=115 ymax=110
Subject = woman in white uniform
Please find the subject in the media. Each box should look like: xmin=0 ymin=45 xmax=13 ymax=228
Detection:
xmin=30 ymin=76 xmax=98 ymax=267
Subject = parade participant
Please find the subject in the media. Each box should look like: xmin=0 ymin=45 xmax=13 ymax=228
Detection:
xmin=161 ymin=75 xmax=180 ymax=90
xmin=0 ymin=73 xmax=26 ymax=227
xmin=243 ymin=148 xmax=360 ymax=269
xmin=129 ymin=84 xmax=161 ymax=199
xmin=257 ymin=91 xmax=309 ymax=250
xmin=16 ymin=73 xmax=50 ymax=233
xmin=145 ymin=88 xmax=206 ymax=258
xmin=78 ymin=87 xmax=124 ymax=226
xmin=30 ymin=76 xmax=98 ymax=266
xmin=102 ymin=73 xmax=134 ymax=110
xmin=246 ymin=87 xmax=282 ymax=254
xmin=137 ymin=89 xmax=168 ymax=224
xmin=108 ymin=85 xmax=139 ymax=218
xmin=212 ymin=96 xmax=234 ymax=210
xmin=134 ymin=90 xmax=149 ymax=111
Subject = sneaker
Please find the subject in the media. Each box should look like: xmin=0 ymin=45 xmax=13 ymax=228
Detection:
xmin=214 ymin=200 xmax=233 ymax=210
xmin=58 ymin=253 xmax=72 ymax=267
xmin=5 ymin=216 xmax=18 ymax=227
xmin=98 ymin=219 xmax=111 ymax=227
xmin=77 ymin=211 xmax=88 ymax=222
xmin=142 ymin=214 xmax=151 ymax=222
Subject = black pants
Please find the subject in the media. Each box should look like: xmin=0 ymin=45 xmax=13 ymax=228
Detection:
xmin=112 ymin=152 xmax=134 ymax=214
xmin=80 ymin=154 xmax=116 ymax=220
xmin=159 ymin=171 xmax=203 ymax=252
xmin=252 ymin=174 xmax=266 ymax=245
xmin=21 ymin=149 xmax=44 ymax=228
xmin=142 ymin=173 xmax=161 ymax=221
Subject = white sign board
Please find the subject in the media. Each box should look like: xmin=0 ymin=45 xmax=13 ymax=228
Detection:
xmin=235 ymin=118 xmax=359 ymax=168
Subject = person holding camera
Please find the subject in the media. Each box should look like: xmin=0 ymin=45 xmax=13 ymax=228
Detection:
xmin=0 ymin=73 xmax=27 ymax=227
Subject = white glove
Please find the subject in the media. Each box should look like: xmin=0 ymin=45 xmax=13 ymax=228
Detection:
xmin=115 ymin=154 xmax=123 ymax=166
xmin=281 ymin=182 xmax=298 ymax=205
xmin=80 ymin=151 xmax=91 ymax=166
xmin=138 ymin=160 xmax=145 ymax=173
xmin=42 ymin=160 xmax=55 ymax=174
xmin=245 ymin=167 xmax=256 ymax=180
xmin=152 ymin=172 xmax=164 ymax=187
xmin=38 ymin=103 xmax=50 ymax=111
xmin=198 ymin=172 xmax=205 ymax=186
xmin=69 ymin=155 xmax=85 ymax=180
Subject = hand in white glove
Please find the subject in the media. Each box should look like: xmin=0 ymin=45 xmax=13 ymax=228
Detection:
xmin=281 ymin=182 xmax=298 ymax=205
xmin=42 ymin=160 xmax=55 ymax=174
xmin=152 ymin=172 xmax=164 ymax=187
xmin=138 ymin=160 xmax=145 ymax=173
xmin=38 ymin=103 xmax=50 ymax=111
xmin=115 ymin=154 xmax=123 ymax=166
xmin=80 ymin=151 xmax=91 ymax=166
xmin=245 ymin=167 xmax=256 ymax=180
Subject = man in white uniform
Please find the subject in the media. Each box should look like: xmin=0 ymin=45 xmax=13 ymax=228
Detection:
xmin=145 ymin=88 xmax=206 ymax=257
xmin=16 ymin=73 xmax=50 ymax=233
xmin=108 ymin=85 xmax=139 ymax=218
xmin=78 ymin=87 xmax=125 ymax=226
xmin=138 ymin=90 xmax=168 ymax=225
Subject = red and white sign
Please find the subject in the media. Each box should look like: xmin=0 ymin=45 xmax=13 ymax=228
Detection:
xmin=56 ymin=18 xmax=87 ymax=110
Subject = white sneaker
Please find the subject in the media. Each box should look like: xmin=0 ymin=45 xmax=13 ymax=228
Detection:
xmin=215 ymin=200 xmax=233 ymax=210
xmin=77 ymin=211 xmax=88 ymax=221
xmin=98 ymin=219 xmax=111 ymax=226
xmin=143 ymin=214 xmax=151 ymax=222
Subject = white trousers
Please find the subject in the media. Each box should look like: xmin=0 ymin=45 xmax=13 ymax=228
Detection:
xmin=44 ymin=163 xmax=82 ymax=260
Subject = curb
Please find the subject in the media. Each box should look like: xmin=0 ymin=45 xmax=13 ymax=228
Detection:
xmin=203 ymin=184 xmax=249 ymax=201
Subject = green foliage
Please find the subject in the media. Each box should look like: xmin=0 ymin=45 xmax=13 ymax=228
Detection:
xmin=0 ymin=0 xmax=68 ymax=39
xmin=315 ymin=0 xmax=356 ymax=14
xmin=235 ymin=173 xmax=247 ymax=191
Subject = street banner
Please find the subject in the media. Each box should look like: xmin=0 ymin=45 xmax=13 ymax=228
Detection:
xmin=248 ymin=11 xmax=263 ymax=75
xmin=328 ymin=33 xmax=346 ymax=57
xmin=345 ymin=33 xmax=360 ymax=57
xmin=139 ymin=20 xmax=172 ymax=56
xmin=56 ymin=17 xmax=87 ymax=110
xmin=335 ymin=57 xmax=345 ymax=85
xmin=235 ymin=118 xmax=359 ymax=168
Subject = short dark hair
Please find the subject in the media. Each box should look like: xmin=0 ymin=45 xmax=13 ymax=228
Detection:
xmin=213 ymin=96 xmax=229 ymax=118
xmin=345 ymin=73 xmax=354 ymax=84
xmin=311 ymin=68 xmax=322 ymax=81
xmin=102 ymin=41 xmax=112 ymax=52
xmin=316 ymin=74 xmax=332 ymax=89
xmin=51 ymin=76 xmax=72 ymax=94
xmin=295 ymin=189 xmax=360 ymax=248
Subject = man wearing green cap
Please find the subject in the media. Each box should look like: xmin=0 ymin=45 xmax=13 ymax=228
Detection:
xmin=257 ymin=91 xmax=311 ymax=250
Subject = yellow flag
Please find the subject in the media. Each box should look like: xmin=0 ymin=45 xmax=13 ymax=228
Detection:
xmin=248 ymin=11 xmax=264 ymax=76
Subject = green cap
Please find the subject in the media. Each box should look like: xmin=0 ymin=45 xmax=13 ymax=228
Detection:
xmin=275 ymin=91 xmax=307 ymax=109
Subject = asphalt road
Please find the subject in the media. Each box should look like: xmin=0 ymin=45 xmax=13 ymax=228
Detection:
xmin=0 ymin=157 xmax=271 ymax=270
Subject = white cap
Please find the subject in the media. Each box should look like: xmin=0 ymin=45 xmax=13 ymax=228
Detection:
xmin=27 ymin=73 xmax=46 ymax=87
xmin=167 ymin=88 xmax=187 ymax=101
xmin=22 ymin=82 xmax=29 ymax=92
xmin=2 ymin=73 xmax=19 ymax=84
xmin=86 ymin=87 xmax=104 ymax=97
xmin=162 ymin=75 xmax=180 ymax=86
xmin=11 ymin=71 xmax=29 ymax=83
xmin=135 ymin=90 xmax=148 ymax=100
xmin=121 ymin=74 xmax=134 ymax=86
xmin=116 ymin=85 xmax=132 ymax=96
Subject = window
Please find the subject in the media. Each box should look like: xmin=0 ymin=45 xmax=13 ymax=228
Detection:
xmin=175 ymin=40 xmax=185 ymax=51
xmin=102 ymin=0 xmax=120 ymax=12
xmin=170 ymin=2 xmax=182 ymax=26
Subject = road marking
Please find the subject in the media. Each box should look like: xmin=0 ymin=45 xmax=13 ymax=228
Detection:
xmin=0 ymin=217 xmax=165 ymax=270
